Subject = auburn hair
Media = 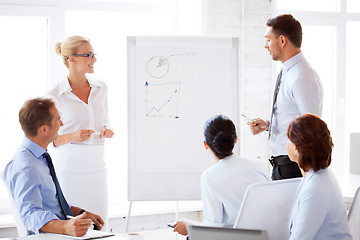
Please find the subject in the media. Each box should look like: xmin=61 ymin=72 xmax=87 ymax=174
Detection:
xmin=287 ymin=114 xmax=333 ymax=172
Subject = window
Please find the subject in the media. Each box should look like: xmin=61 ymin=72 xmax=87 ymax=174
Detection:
xmin=345 ymin=21 xmax=360 ymax=178
xmin=347 ymin=0 xmax=360 ymax=12
xmin=301 ymin=25 xmax=336 ymax=131
xmin=0 ymin=15 xmax=48 ymax=212
xmin=346 ymin=22 xmax=360 ymax=134
xmin=277 ymin=0 xmax=340 ymax=12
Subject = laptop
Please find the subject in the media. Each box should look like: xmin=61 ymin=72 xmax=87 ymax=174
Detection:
xmin=187 ymin=225 xmax=269 ymax=240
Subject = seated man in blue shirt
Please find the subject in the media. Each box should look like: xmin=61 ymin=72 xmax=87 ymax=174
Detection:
xmin=4 ymin=97 xmax=104 ymax=236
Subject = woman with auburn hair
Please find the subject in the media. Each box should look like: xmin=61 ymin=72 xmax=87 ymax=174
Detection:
xmin=287 ymin=114 xmax=352 ymax=240
xmin=48 ymin=36 xmax=114 ymax=229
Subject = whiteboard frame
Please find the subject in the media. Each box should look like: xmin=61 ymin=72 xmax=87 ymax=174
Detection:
xmin=127 ymin=36 xmax=240 ymax=201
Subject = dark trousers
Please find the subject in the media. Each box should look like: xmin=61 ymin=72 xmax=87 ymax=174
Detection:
xmin=269 ymin=155 xmax=302 ymax=180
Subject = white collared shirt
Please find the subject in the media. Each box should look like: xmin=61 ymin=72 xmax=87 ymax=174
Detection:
xmin=289 ymin=168 xmax=352 ymax=240
xmin=201 ymin=154 xmax=270 ymax=228
xmin=270 ymin=52 xmax=323 ymax=156
xmin=47 ymin=77 xmax=110 ymax=145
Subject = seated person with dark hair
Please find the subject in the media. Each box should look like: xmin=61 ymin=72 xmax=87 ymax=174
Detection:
xmin=4 ymin=97 xmax=104 ymax=236
xmin=173 ymin=115 xmax=269 ymax=236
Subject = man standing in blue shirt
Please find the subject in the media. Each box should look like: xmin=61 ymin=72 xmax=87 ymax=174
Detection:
xmin=4 ymin=97 xmax=104 ymax=236
xmin=247 ymin=14 xmax=324 ymax=180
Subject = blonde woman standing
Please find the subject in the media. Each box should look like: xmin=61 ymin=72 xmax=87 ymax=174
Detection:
xmin=48 ymin=36 xmax=114 ymax=229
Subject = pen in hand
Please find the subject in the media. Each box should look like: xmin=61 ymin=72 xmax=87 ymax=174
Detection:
xmin=67 ymin=215 xmax=95 ymax=226
xmin=167 ymin=224 xmax=176 ymax=228
xmin=242 ymin=114 xmax=258 ymax=126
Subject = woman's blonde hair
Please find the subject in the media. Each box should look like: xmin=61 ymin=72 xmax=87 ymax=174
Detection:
xmin=55 ymin=36 xmax=90 ymax=68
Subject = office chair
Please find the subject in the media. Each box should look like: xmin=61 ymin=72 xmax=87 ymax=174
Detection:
xmin=0 ymin=171 xmax=29 ymax=237
xmin=348 ymin=186 xmax=360 ymax=240
xmin=233 ymin=178 xmax=301 ymax=240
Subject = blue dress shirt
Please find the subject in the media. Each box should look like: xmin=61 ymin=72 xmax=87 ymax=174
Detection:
xmin=289 ymin=168 xmax=352 ymax=240
xmin=4 ymin=137 xmax=70 ymax=234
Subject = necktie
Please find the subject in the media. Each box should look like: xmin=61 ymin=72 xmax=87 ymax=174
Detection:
xmin=43 ymin=152 xmax=73 ymax=219
xmin=269 ymin=70 xmax=283 ymax=138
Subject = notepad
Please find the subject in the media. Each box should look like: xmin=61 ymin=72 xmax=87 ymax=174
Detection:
xmin=44 ymin=230 xmax=115 ymax=239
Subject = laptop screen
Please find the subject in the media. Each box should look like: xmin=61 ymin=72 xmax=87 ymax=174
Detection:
xmin=187 ymin=225 xmax=269 ymax=240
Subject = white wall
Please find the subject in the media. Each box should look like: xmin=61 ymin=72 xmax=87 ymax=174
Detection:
xmin=204 ymin=0 xmax=272 ymax=163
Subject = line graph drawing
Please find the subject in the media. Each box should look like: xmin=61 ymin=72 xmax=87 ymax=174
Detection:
xmin=145 ymin=81 xmax=181 ymax=119
xmin=146 ymin=53 xmax=196 ymax=79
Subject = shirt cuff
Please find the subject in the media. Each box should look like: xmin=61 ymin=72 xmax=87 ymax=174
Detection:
xmin=25 ymin=211 xmax=60 ymax=234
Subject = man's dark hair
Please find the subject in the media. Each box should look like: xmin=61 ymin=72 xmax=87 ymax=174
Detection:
xmin=266 ymin=14 xmax=302 ymax=48
xmin=19 ymin=97 xmax=55 ymax=137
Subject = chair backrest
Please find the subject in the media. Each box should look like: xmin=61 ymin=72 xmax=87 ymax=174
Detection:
xmin=0 ymin=171 xmax=29 ymax=237
xmin=348 ymin=186 xmax=360 ymax=239
xmin=233 ymin=178 xmax=301 ymax=240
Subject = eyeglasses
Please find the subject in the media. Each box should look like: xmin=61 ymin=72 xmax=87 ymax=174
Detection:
xmin=67 ymin=53 xmax=97 ymax=59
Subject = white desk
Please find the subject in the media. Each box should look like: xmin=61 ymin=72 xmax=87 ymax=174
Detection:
xmin=18 ymin=235 xmax=122 ymax=240
xmin=17 ymin=229 xmax=187 ymax=240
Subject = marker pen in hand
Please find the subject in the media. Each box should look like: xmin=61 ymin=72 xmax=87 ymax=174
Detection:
xmin=242 ymin=114 xmax=258 ymax=126
xmin=167 ymin=224 xmax=175 ymax=228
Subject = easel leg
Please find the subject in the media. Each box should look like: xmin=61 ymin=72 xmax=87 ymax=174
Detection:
xmin=175 ymin=201 xmax=179 ymax=240
xmin=125 ymin=201 xmax=133 ymax=233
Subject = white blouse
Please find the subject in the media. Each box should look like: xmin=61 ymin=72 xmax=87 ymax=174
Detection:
xmin=47 ymin=77 xmax=110 ymax=145
xmin=201 ymin=154 xmax=270 ymax=228
xmin=289 ymin=168 xmax=352 ymax=240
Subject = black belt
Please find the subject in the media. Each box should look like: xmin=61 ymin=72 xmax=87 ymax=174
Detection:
xmin=269 ymin=155 xmax=291 ymax=166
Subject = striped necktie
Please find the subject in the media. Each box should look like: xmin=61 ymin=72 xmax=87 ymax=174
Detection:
xmin=269 ymin=70 xmax=282 ymax=138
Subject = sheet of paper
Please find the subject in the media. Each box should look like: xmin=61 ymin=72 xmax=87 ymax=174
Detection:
xmin=44 ymin=230 xmax=115 ymax=240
